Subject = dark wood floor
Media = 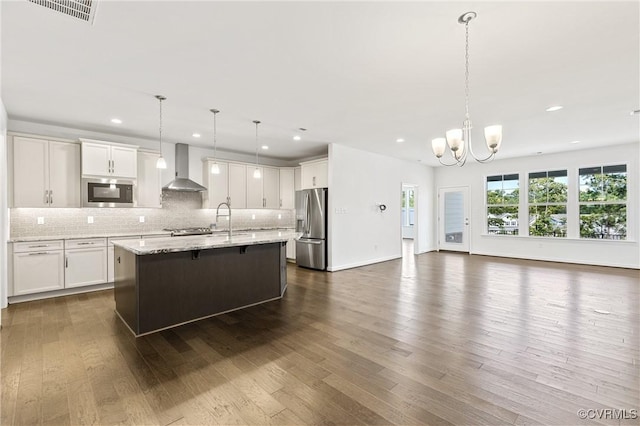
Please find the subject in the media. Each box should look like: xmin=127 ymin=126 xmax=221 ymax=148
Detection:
xmin=2 ymin=251 xmax=639 ymax=425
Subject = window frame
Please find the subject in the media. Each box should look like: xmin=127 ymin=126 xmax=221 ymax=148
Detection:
xmin=527 ymin=169 xmax=568 ymax=238
xmin=486 ymin=173 xmax=520 ymax=236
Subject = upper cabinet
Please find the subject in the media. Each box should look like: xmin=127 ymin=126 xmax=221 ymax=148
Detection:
xmin=279 ymin=168 xmax=295 ymax=209
xmin=228 ymin=163 xmax=247 ymax=208
xmin=300 ymin=158 xmax=328 ymax=189
xmin=247 ymin=166 xmax=280 ymax=209
xmin=202 ymin=159 xmax=230 ymax=209
xmin=12 ymin=136 xmax=81 ymax=208
xmin=136 ymin=151 xmax=162 ymax=208
xmin=80 ymin=139 xmax=137 ymax=178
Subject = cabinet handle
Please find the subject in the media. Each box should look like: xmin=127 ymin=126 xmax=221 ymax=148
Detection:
xmin=65 ymin=256 xmax=69 ymax=268
xmin=111 ymin=159 xmax=115 ymax=173
xmin=263 ymin=198 xmax=266 ymax=208
xmin=28 ymin=252 xmax=49 ymax=256
xmin=280 ymin=199 xmax=282 ymax=207
xmin=28 ymin=244 xmax=50 ymax=248
xmin=76 ymin=242 xmax=95 ymax=245
xmin=49 ymin=190 xmax=53 ymax=205
xmin=44 ymin=190 xmax=49 ymax=205
xmin=312 ymin=176 xmax=316 ymax=186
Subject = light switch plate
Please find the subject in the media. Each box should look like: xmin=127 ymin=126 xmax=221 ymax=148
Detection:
xmin=87 ymin=216 xmax=94 ymax=224
xmin=37 ymin=217 xmax=45 ymax=225
xmin=139 ymin=216 xmax=145 ymax=223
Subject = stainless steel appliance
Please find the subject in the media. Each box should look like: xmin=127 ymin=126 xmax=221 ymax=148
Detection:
xmin=83 ymin=178 xmax=134 ymax=207
xmin=163 ymin=143 xmax=207 ymax=192
xmin=164 ymin=227 xmax=213 ymax=237
xmin=295 ymin=188 xmax=327 ymax=270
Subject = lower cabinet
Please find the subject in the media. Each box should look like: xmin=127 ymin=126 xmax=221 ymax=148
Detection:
xmin=64 ymin=238 xmax=108 ymax=288
xmin=108 ymin=236 xmax=141 ymax=283
xmin=13 ymin=240 xmax=65 ymax=295
xmin=286 ymin=238 xmax=296 ymax=260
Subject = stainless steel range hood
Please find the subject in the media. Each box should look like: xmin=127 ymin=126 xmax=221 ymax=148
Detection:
xmin=162 ymin=143 xmax=207 ymax=192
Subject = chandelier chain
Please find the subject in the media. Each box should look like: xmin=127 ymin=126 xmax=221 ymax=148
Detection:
xmin=464 ymin=19 xmax=470 ymax=121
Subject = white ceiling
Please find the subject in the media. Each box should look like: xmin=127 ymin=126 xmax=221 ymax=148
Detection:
xmin=2 ymin=1 xmax=639 ymax=165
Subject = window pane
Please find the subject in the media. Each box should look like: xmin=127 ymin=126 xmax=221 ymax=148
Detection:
xmin=603 ymin=168 xmax=626 ymax=201
xmin=579 ymin=204 xmax=627 ymax=240
xmin=529 ymin=205 xmax=567 ymax=237
xmin=528 ymin=176 xmax=547 ymax=203
xmin=488 ymin=206 xmax=519 ymax=235
xmin=548 ymin=174 xmax=568 ymax=202
xmin=579 ymin=171 xmax=604 ymax=201
xmin=502 ymin=176 xmax=519 ymax=205
xmin=487 ymin=180 xmax=503 ymax=204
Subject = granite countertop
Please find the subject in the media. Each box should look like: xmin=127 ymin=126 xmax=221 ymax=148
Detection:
xmin=115 ymin=229 xmax=301 ymax=255
xmin=8 ymin=227 xmax=295 ymax=243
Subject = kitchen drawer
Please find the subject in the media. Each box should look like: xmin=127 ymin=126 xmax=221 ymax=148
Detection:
xmin=66 ymin=237 xmax=107 ymax=249
xmin=13 ymin=240 xmax=64 ymax=253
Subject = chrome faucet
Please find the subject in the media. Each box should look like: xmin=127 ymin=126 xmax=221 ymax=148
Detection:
xmin=216 ymin=197 xmax=232 ymax=239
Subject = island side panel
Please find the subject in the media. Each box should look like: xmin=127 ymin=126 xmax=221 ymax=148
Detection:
xmin=280 ymin=241 xmax=287 ymax=295
xmin=114 ymin=246 xmax=139 ymax=334
xmin=136 ymin=242 xmax=283 ymax=334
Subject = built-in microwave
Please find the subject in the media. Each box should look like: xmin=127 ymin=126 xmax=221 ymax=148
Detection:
xmin=82 ymin=178 xmax=134 ymax=207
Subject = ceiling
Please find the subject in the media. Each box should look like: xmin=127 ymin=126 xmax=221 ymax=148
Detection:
xmin=2 ymin=1 xmax=639 ymax=165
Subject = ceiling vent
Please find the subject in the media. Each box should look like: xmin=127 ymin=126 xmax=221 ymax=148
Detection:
xmin=28 ymin=0 xmax=97 ymax=24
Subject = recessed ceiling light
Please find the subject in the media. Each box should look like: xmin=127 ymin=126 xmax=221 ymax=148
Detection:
xmin=192 ymin=133 xmax=201 ymax=138
xmin=546 ymin=105 xmax=563 ymax=112
xmin=261 ymin=145 xmax=269 ymax=150
xmin=293 ymin=135 xmax=301 ymax=141
xmin=396 ymin=138 xmax=405 ymax=143
xmin=110 ymin=118 xmax=122 ymax=124
xmin=570 ymin=140 xmax=581 ymax=144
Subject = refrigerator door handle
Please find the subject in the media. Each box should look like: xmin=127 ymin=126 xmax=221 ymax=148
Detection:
xmin=298 ymin=239 xmax=323 ymax=245
xmin=305 ymin=192 xmax=311 ymax=234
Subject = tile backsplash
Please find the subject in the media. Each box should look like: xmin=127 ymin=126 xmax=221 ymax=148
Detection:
xmin=10 ymin=191 xmax=295 ymax=238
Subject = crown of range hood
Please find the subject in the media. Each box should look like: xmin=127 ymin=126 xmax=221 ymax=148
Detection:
xmin=162 ymin=143 xmax=207 ymax=192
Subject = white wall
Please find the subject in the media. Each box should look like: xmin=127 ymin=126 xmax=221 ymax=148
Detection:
xmin=434 ymin=143 xmax=639 ymax=269
xmin=328 ymin=143 xmax=436 ymax=271
xmin=0 ymin=101 xmax=7 ymax=310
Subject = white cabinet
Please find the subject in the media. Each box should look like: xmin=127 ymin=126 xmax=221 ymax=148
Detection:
xmin=64 ymin=238 xmax=108 ymax=288
xmin=280 ymin=168 xmax=295 ymax=209
xmin=12 ymin=136 xmax=81 ymax=208
xmin=228 ymin=163 xmax=247 ymax=208
xmin=203 ymin=160 xmax=230 ymax=208
xmin=286 ymin=238 xmax=296 ymax=260
xmin=81 ymin=140 xmax=137 ymax=178
xmin=12 ymin=240 xmax=65 ymax=295
xmin=301 ymin=159 xmax=328 ymax=189
xmin=137 ymin=151 xmax=162 ymax=208
xmin=247 ymin=166 xmax=279 ymax=209
xmin=263 ymin=167 xmax=280 ymax=209
xmin=294 ymin=167 xmax=302 ymax=192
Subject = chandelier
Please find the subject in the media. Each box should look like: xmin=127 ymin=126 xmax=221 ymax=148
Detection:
xmin=431 ymin=12 xmax=502 ymax=166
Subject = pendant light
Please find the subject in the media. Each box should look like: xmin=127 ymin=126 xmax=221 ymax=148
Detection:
xmin=430 ymin=12 xmax=503 ymax=166
xmin=155 ymin=95 xmax=167 ymax=169
xmin=210 ymin=109 xmax=221 ymax=174
xmin=253 ymin=120 xmax=262 ymax=179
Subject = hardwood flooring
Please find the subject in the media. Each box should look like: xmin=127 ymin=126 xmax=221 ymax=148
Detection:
xmin=2 ymin=251 xmax=639 ymax=425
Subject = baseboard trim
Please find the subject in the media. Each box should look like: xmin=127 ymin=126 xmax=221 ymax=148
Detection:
xmin=8 ymin=282 xmax=114 ymax=304
xmin=328 ymin=254 xmax=401 ymax=272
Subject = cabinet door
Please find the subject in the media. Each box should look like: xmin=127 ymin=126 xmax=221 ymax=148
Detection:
xmin=137 ymin=151 xmax=162 ymax=208
xmin=65 ymin=247 xmax=108 ymax=288
xmin=13 ymin=251 xmax=64 ymax=295
xmin=228 ymin=163 xmax=247 ymax=208
xmin=301 ymin=160 xmax=328 ymax=189
xmin=82 ymin=142 xmax=111 ymax=176
xmin=294 ymin=167 xmax=302 ymax=192
xmin=111 ymin=146 xmax=137 ymax=178
xmin=205 ymin=161 xmax=229 ymax=208
xmin=314 ymin=160 xmax=328 ymax=187
xmin=107 ymin=246 xmax=115 ymax=283
xmin=246 ymin=167 xmax=264 ymax=208
xmin=12 ymin=136 xmax=49 ymax=207
xmin=280 ymin=168 xmax=295 ymax=209
xmin=286 ymin=238 xmax=296 ymax=260
xmin=263 ymin=167 xmax=280 ymax=209
xmin=49 ymin=141 xmax=81 ymax=207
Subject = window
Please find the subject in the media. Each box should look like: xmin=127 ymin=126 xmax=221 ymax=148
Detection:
xmin=487 ymin=174 xmax=519 ymax=235
xmin=579 ymin=165 xmax=627 ymax=240
xmin=528 ymin=170 xmax=567 ymax=237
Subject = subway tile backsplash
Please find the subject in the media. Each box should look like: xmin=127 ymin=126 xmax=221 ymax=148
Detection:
xmin=10 ymin=190 xmax=295 ymax=238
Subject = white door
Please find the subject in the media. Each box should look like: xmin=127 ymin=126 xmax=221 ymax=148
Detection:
xmin=263 ymin=167 xmax=280 ymax=209
xmin=279 ymin=168 xmax=295 ymax=209
xmin=13 ymin=251 xmax=65 ymax=295
xmin=246 ymin=166 xmax=264 ymax=208
xmin=438 ymin=187 xmax=470 ymax=252
xmin=82 ymin=142 xmax=111 ymax=176
xmin=205 ymin=160 xmax=229 ymax=208
xmin=137 ymin=151 xmax=162 ymax=208
xmin=228 ymin=163 xmax=247 ymax=208
xmin=49 ymin=141 xmax=81 ymax=207
xmin=12 ymin=136 xmax=49 ymax=207
xmin=111 ymin=146 xmax=137 ymax=178
xmin=65 ymin=247 xmax=108 ymax=288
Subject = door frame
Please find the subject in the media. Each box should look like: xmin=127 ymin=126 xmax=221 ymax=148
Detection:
xmin=438 ymin=186 xmax=470 ymax=252
xmin=400 ymin=183 xmax=420 ymax=255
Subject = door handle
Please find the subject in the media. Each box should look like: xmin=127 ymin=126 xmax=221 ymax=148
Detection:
xmin=44 ymin=190 xmax=49 ymax=205
xmin=299 ymin=239 xmax=323 ymax=245
xmin=76 ymin=242 xmax=95 ymax=245
xmin=312 ymin=176 xmax=316 ymax=186
xmin=65 ymin=256 xmax=68 ymax=268
xmin=49 ymin=190 xmax=53 ymax=205
xmin=280 ymin=199 xmax=282 ymax=208
xmin=465 ymin=218 xmax=469 ymax=225
xmin=28 ymin=252 xmax=50 ymax=256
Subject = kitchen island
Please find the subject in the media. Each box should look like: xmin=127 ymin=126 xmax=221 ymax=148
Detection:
xmin=113 ymin=230 xmax=299 ymax=336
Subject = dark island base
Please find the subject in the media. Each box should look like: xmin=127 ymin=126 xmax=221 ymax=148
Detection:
xmin=114 ymin=242 xmax=287 ymax=336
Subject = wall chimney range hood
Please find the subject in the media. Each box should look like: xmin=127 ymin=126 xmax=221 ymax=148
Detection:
xmin=162 ymin=143 xmax=207 ymax=192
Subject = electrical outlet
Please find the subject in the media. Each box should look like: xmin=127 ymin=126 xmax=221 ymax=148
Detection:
xmin=37 ymin=217 xmax=45 ymax=225
xmin=139 ymin=216 xmax=145 ymax=223
xmin=251 ymin=214 xmax=256 ymax=220
xmin=278 ymin=214 xmax=282 ymax=219
xmin=87 ymin=216 xmax=94 ymax=224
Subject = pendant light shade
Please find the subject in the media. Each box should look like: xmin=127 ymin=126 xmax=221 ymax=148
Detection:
xmin=253 ymin=120 xmax=262 ymax=179
xmin=155 ymin=95 xmax=167 ymax=169
xmin=210 ymin=109 xmax=221 ymax=174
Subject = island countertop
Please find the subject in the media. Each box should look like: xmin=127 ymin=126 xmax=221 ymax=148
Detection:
xmin=113 ymin=229 xmax=301 ymax=255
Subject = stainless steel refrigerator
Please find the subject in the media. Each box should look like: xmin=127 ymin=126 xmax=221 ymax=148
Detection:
xmin=295 ymin=188 xmax=327 ymax=270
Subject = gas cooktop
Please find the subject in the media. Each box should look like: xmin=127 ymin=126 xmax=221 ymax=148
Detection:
xmin=163 ymin=227 xmax=213 ymax=237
